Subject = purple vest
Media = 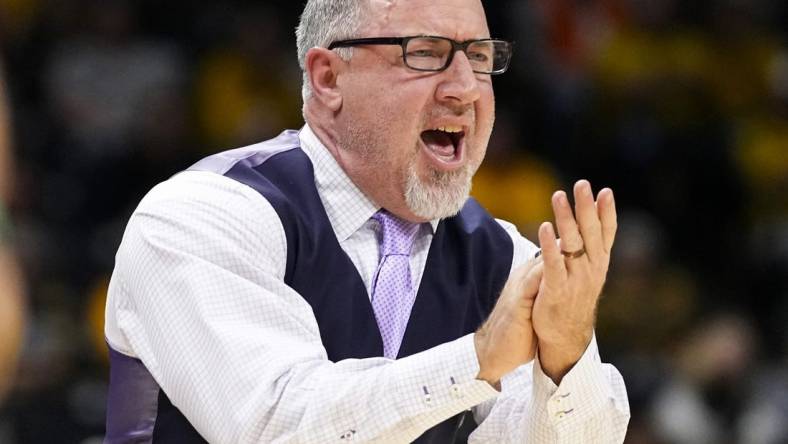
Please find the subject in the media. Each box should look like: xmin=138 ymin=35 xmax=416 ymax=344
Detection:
xmin=106 ymin=130 xmax=514 ymax=443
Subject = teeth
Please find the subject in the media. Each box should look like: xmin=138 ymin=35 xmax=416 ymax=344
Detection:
xmin=435 ymin=126 xmax=463 ymax=133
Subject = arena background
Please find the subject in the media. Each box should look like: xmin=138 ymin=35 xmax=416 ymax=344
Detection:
xmin=0 ymin=0 xmax=787 ymax=442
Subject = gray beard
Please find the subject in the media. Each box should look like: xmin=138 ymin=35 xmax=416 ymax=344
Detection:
xmin=404 ymin=160 xmax=474 ymax=220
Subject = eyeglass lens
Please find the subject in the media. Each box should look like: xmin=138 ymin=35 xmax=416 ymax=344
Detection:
xmin=404 ymin=37 xmax=509 ymax=73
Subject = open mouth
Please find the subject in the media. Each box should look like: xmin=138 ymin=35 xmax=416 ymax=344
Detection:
xmin=420 ymin=126 xmax=465 ymax=165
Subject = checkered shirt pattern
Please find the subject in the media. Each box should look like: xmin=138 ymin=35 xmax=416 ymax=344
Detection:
xmin=104 ymin=125 xmax=630 ymax=443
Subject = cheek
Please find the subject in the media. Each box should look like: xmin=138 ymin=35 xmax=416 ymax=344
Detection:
xmin=477 ymin=87 xmax=496 ymax=135
xmin=472 ymin=91 xmax=495 ymax=157
xmin=379 ymin=93 xmax=431 ymax=152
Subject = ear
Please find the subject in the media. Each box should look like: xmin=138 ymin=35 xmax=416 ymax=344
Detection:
xmin=305 ymin=47 xmax=344 ymax=112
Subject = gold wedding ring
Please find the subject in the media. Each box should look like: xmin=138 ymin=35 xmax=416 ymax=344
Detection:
xmin=560 ymin=247 xmax=586 ymax=259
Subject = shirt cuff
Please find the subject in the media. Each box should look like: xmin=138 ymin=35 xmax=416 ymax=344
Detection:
xmin=393 ymin=333 xmax=500 ymax=434
xmin=532 ymin=334 xmax=614 ymax=428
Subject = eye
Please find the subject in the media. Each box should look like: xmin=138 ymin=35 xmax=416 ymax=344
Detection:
xmin=467 ymin=52 xmax=490 ymax=62
xmin=408 ymin=49 xmax=439 ymax=58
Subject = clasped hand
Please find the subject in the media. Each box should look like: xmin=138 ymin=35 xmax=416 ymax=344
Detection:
xmin=475 ymin=180 xmax=617 ymax=386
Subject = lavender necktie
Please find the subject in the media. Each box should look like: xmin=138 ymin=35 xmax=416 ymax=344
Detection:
xmin=371 ymin=210 xmax=421 ymax=359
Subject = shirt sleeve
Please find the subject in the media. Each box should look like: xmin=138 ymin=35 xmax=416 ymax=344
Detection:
xmin=468 ymin=220 xmax=631 ymax=443
xmin=105 ymin=171 xmax=500 ymax=444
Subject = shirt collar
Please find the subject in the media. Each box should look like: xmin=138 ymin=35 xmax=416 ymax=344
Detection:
xmin=298 ymin=124 xmax=440 ymax=240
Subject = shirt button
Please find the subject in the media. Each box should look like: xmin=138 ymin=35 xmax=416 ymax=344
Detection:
xmin=450 ymin=384 xmax=464 ymax=399
xmin=422 ymin=386 xmax=433 ymax=407
xmin=555 ymin=408 xmax=574 ymax=419
xmin=340 ymin=430 xmax=356 ymax=441
xmin=553 ymin=392 xmax=571 ymax=404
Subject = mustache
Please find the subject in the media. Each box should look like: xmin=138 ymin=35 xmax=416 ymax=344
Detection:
xmin=422 ymin=104 xmax=475 ymax=124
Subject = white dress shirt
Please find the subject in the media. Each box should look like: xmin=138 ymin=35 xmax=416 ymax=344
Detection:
xmin=105 ymin=125 xmax=630 ymax=443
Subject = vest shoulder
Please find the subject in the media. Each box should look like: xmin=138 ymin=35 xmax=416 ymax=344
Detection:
xmin=189 ymin=130 xmax=302 ymax=175
xmin=454 ymin=197 xmax=508 ymax=235
xmin=440 ymin=198 xmax=515 ymax=259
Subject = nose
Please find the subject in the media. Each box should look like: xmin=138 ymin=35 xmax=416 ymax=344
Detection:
xmin=435 ymin=51 xmax=481 ymax=106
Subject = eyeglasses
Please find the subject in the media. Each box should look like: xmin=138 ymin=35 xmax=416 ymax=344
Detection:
xmin=327 ymin=36 xmax=513 ymax=75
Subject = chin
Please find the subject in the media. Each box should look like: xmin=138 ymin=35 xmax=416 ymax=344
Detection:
xmin=404 ymin=163 xmax=473 ymax=220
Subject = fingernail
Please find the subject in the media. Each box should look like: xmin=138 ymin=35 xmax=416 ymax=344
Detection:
xmin=582 ymin=180 xmax=592 ymax=196
xmin=600 ymin=187 xmax=613 ymax=202
xmin=559 ymin=192 xmax=569 ymax=207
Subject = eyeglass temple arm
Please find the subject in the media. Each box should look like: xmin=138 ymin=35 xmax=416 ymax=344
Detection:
xmin=328 ymin=37 xmax=405 ymax=50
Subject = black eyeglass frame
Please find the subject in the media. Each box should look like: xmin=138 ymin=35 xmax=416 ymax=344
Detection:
xmin=327 ymin=36 xmax=514 ymax=75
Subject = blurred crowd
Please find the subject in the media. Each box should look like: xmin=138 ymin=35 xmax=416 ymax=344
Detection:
xmin=0 ymin=0 xmax=786 ymax=443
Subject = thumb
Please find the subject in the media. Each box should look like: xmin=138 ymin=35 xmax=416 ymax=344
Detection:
xmin=520 ymin=261 xmax=544 ymax=302
xmin=504 ymin=260 xmax=543 ymax=305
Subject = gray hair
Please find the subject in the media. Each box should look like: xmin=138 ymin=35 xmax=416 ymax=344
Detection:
xmin=296 ymin=0 xmax=369 ymax=103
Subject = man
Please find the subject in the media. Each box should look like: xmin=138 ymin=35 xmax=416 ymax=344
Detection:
xmin=105 ymin=0 xmax=630 ymax=442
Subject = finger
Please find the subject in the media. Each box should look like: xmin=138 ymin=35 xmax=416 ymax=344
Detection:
xmin=538 ymin=221 xmax=567 ymax=284
xmin=504 ymin=256 xmax=541 ymax=293
xmin=521 ymin=261 xmax=544 ymax=304
xmin=573 ymin=180 xmax=604 ymax=262
xmin=502 ymin=260 xmax=544 ymax=308
xmin=597 ymin=187 xmax=618 ymax=253
xmin=551 ymin=190 xmax=584 ymax=255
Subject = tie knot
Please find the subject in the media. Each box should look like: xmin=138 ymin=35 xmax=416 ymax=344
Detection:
xmin=373 ymin=210 xmax=420 ymax=256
